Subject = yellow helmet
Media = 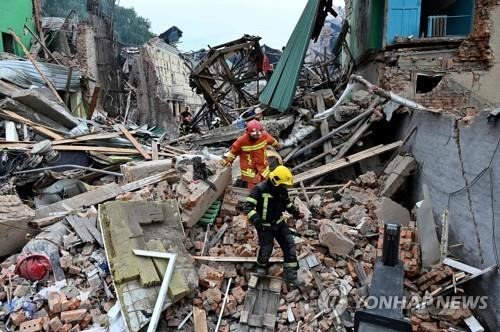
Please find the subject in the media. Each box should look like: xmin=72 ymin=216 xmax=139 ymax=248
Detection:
xmin=269 ymin=165 xmax=294 ymax=186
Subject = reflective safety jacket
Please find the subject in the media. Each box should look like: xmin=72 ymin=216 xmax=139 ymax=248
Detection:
xmin=226 ymin=131 xmax=279 ymax=184
xmin=241 ymin=180 xmax=300 ymax=228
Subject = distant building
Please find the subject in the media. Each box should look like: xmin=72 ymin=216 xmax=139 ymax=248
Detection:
xmin=127 ymin=38 xmax=203 ymax=135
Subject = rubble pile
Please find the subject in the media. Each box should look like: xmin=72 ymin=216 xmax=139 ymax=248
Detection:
xmin=145 ymin=170 xmax=478 ymax=332
xmin=0 ymin=0 xmax=496 ymax=331
xmin=0 ymin=223 xmax=116 ymax=331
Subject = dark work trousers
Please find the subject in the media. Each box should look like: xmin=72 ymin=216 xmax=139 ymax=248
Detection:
xmin=256 ymin=222 xmax=298 ymax=268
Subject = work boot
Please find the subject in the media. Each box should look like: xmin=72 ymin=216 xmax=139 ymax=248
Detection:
xmin=283 ymin=268 xmax=303 ymax=288
xmin=255 ymin=262 xmax=268 ymax=275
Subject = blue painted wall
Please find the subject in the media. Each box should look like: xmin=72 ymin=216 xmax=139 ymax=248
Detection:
xmin=386 ymin=0 xmax=422 ymax=44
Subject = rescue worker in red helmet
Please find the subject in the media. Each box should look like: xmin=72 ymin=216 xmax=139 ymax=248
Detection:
xmin=220 ymin=120 xmax=282 ymax=189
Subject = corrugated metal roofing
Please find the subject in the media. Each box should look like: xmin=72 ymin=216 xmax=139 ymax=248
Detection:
xmin=259 ymin=0 xmax=321 ymax=112
xmin=0 ymin=60 xmax=81 ymax=91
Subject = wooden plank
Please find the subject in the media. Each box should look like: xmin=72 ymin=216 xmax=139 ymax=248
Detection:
xmin=0 ymin=109 xmax=63 ymax=140
xmin=64 ymin=66 xmax=73 ymax=105
xmin=316 ymin=95 xmax=332 ymax=163
xmin=53 ymin=131 xmax=127 ymax=145
xmin=9 ymin=29 xmax=66 ymax=106
xmin=87 ymin=86 xmax=101 ymax=120
xmin=36 ymin=171 xmax=172 ymax=218
xmin=294 ymin=142 xmax=403 ymax=183
xmin=152 ymin=141 xmax=159 ymax=161
xmin=440 ymin=210 xmax=449 ymax=263
xmin=283 ymin=145 xmax=301 ymax=164
xmin=117 ymin=124 xmax=152 ymax=159
xmin=192 ymin=256 xmax=284 ymax=263
xmin=332 ymin=118 xmax=372 ymax=161
xmin=193 ymin=306 xmax=208 ymax=332
xmin=299 ymin=181 xmax=310 ymax=205
xmin=81 ymin=217 xmax=104 ymax=247
xmin=66 ymin=215 xmax=94 ymax=243
xmin=0 ymin=142 xmax=174 ymax=156
xmin=206 ymin=223 xmax=229 ymax=251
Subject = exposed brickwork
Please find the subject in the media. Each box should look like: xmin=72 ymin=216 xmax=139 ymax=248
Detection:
xmin=414 ymin=78 xmax=469 ymax=114
xmin=455 ymin=0 xmax=500 ymax=69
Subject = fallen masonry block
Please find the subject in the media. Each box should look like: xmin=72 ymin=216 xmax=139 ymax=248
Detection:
xmin=19 ymin=317 xmax=47 ymax=332
xmin=11 ymin=311 xmax=27 ymax=326
xmin=120 ymin=160 xmax=177 ymax=183
xmin=318 ymin=220 xmax=355 ymax=256
xmin=36 ymin=171 xmax=174 ymax=219
xmin=49 ymin=317 xmax=63 ymax=331
xmin=0 ymin=195 xmax=36 ymax=257
xmin=381 ymin=155 xmax=417 ymax=198
xmin=48 ymin=291 xmax=68 ymax=314
xmin=375 ymin=197 xmax=411 ymax=227
xmin=177 ymin=160 xmax=232 ymax=227
xmin=99 ymin=199 xmax=197 ymax=332
xmin=12 ymin=89 xmax=79 ymax=129
xmin=60 ymin=309 xmax=87 ymax=323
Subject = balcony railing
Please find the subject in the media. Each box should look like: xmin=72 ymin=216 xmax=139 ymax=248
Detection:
xmin=427 ymin=15 xmax=473 ymax=38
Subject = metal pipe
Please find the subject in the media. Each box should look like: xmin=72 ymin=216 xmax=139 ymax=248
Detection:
xmin=177 ymin=311 xmax=193 ymax=330
xmin=133 ymin=250 xmax=177 ymax=332
xmin=12 ymin=165 xmax=123 ymax=177
xmin=292 ymin=108 xmax=374 ymax=159
xmin=215 ymin=277 xmax=233 ymax=332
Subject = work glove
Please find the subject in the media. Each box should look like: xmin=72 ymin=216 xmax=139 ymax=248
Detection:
xmin=249 ymin=214 xmax=268 ymax=230
xmin=275 ymin=143 xmax=284 ymax=150
xmin=219 ymin=159 xmax=231 ymax=167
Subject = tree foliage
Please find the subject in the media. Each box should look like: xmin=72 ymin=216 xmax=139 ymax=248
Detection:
xmin=114 ymin=6 xmax=155 ymax=46
xmin=41 ymin=0 xmax=155 ymax=46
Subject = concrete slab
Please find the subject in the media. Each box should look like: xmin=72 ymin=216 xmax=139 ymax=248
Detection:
xmin=375 ymin=197 xmax=411 ymax=227
xmin=12 ymin=89 xmax=79 ymax=128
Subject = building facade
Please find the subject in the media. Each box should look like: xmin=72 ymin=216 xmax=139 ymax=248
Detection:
xmin=0 ymin=0 xmax=35 ymax=56
xmin=345 ymin=0 xmax=500 ymax=329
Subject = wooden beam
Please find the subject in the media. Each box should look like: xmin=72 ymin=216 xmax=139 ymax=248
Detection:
xmin=87 ymin=86 xmax=101 ymax=120
xmin=192 ymin=256 xmax=284 ymax=263
xmin=316 ymin=95 xmax=333 ymax=163
xmin=152 ymin=141 xmax=159 ymax=160
xmin=9 ymin=29 xmax=66 ymax=106
xmin=53 ymin=131 xmax=130 ymax=145
xmin=117 ymin=124 xmax=152 ymax=159
xmin=332 ymin=118 xmax=372 ymax=161
xmin=0 ymin=109 xmax=63 ymax=140
xmin=0 ymin=143 xmax=174 ymax=156
xmin=193 ymin=306 xmax=208 ymax=332
xmin=294 ymin=108 xmax=375 ymax=159
xmin=294 ymin=142 xmax=403 ymax=183
xmin=23 ymin=24 xmax=60 ymax=64
xmin=64 ymin=66 xmax=74 ymax=105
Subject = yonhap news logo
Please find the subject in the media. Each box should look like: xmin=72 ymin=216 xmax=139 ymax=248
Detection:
xmin=319 ymin=284 xmax=488 ymax=312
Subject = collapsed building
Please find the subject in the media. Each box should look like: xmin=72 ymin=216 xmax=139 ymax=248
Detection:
xmin=0 ymin=0 xmax=498 ymax=331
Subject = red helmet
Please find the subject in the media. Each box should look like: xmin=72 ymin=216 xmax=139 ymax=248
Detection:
xmin=246 ymin=120 xmax=263 ymax=135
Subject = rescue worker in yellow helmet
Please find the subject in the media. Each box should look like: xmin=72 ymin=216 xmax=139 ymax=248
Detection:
xmin=241 ymin=166 xmax=304 ymax=285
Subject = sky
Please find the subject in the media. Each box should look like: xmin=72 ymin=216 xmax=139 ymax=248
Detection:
xmin=117 ymin=0 xmax=345 ymax=51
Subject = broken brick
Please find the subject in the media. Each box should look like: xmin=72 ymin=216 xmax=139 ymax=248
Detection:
xmin=61 ymin=309 xmax=87 ymax=323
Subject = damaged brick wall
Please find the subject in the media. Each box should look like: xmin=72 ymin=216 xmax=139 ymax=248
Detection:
xmin=371 ymin=0 xmax=500 ymax=113
xmin=382 ymin=67 xmax=488 ymax=114
xmin=129 ymin=48 xmax=177 ymax=135
xmin=455 ymin=0 xmax=500 ymax=69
